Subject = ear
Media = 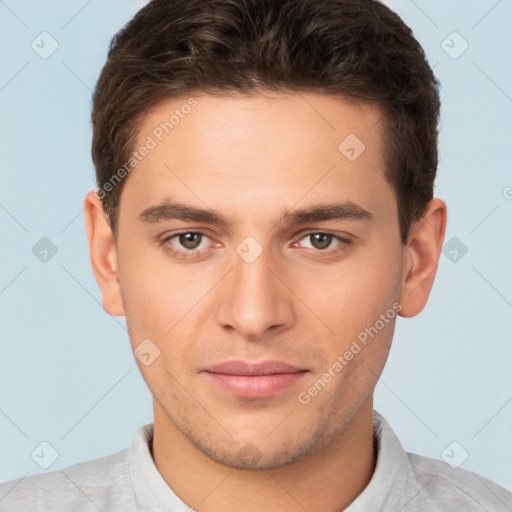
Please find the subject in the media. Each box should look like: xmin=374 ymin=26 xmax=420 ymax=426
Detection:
xmin=398 ymin=198 xmax=447 ymax=318
xmin=83 ymin=190 xmax=125 ymax=317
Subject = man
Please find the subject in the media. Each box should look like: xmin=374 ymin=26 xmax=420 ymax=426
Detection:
xmin=1 ymin=0 xmax=510 ymax=510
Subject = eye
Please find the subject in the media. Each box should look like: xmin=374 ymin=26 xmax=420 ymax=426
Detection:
xmin=175 ymin=232 xmax=205 ymax=250
xmin=295 ymin=232 xmax=352 ymax=252
xmin=162 ymin=231 xmax=214 ymax=256
xmin=161 ymin=230 xmax=352 ymax=260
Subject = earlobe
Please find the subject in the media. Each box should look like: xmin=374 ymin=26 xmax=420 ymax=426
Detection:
xmin=398 ymin=198 xmax=447 ymax=318
xmin=83 ymin=191 xmax=125 ymax=317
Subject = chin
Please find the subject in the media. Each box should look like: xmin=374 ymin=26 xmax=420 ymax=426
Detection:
xmin=188 ymin=426 xmax=328 ymax=471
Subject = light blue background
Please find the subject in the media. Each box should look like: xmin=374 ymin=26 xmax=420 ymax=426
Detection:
xmin=1 ymin=0 xmax=511 ymax=493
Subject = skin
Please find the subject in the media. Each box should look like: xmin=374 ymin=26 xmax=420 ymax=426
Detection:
xmin=84 ymin=91 xmax=447 ymax=512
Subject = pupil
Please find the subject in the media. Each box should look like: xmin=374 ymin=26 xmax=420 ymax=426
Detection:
xmin=180 ymin=233 xmax=201 ymax=249
xmin=312 ymin=233 xmax=331 ymax=249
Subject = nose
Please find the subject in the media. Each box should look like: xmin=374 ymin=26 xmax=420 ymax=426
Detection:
xmin=214 ymin=246 xmax=296 ymax=341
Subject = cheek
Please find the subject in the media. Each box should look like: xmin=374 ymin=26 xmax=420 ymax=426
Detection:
xmin=118 ymin=246 xmax=218 ymax=352
xmin=306 ymin=253 xmax=402 ymax=340
xmin=118 ymin=251 xmax=175 ymax=345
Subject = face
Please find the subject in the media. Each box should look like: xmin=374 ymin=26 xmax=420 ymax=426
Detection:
xmin=113 ymin=92 xmax=405 ymax=469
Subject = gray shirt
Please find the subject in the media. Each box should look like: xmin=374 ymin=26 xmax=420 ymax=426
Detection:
xmin=1 ymin=411 xmax=511 ymax=511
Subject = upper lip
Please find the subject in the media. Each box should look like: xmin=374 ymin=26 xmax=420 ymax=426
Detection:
xmin=205 ymin=360 xmax=307 ymax=376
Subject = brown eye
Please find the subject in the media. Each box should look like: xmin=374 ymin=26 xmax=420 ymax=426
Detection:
xmin=294 ymin=232 xmax=352 ymax=254
xmin=309 ymin=233 xmax=332 ymax=250
xmin=178 ymin=233 xmax=203 ymax=249
xmin=162 ymin=230 xmax=217 ymax=260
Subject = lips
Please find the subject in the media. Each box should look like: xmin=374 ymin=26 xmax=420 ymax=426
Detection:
xmin=204 ymin=360 xmax=308 ymax=398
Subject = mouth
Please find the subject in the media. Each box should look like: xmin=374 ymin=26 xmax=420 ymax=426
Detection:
xmin=203 ymin=360 xmax=309 ymax=399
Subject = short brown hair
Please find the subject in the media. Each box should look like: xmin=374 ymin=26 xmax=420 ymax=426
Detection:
xmin=91 ymin=0 xmax=440 ymax=244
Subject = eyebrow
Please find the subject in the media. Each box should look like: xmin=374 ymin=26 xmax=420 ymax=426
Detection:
xmin=139 ymin=200 xmax=373 ymax=228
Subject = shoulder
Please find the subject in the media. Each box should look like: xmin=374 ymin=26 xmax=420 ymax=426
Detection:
xmin=404 ymin=451 xmax=512 ymax=511
xmin=0 ymin=448 xmax=137 ymax=511
xmin=366 ymin=411 xmax=512 ymax=512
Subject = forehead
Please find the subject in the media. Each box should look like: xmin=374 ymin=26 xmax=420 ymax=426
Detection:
xmin=120 ymin=91 xmax=394 ymax=225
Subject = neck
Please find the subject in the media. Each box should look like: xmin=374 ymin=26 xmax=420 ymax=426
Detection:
xmin=152 ymin=399 xmax=376 ymax=512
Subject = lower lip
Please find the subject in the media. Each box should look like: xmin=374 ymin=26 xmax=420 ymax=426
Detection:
xmin=206 ymin=372 xmax=308 ymax=399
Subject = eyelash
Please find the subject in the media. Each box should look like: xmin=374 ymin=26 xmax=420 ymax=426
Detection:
xmin=161 ymin=230 xmax=353 ymax=260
